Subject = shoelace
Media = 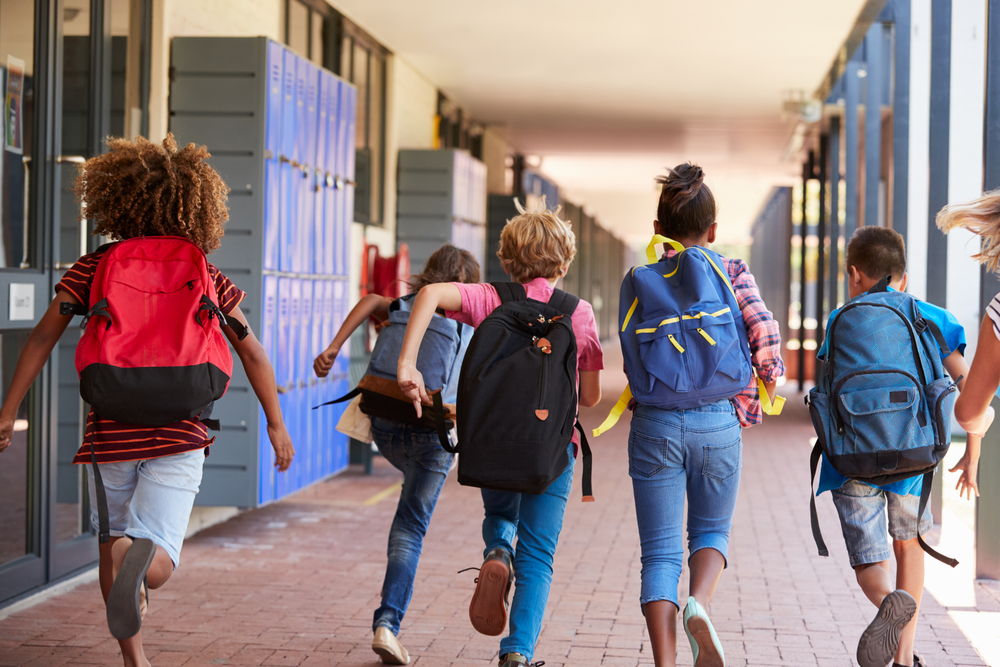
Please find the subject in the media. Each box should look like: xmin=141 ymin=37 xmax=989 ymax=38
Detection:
xmin=457 ymin=566 xmax=480 ymax=583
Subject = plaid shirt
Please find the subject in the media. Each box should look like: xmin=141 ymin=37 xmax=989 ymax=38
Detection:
xmin=661 ymin=250 xmax=785 ymax=426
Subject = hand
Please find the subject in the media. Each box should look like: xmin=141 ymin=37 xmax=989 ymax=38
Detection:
xmin=267 ymin=422 xmax=294 ymax=472
xmin=950 ymin=455 xmax=980 ymax=500
xmin=397 ymin=360 xmax=429 ymax=418
xmin=313 ymin=346 xmax=339 ymax=378
xmin=0 ymin=414 xmax=14 ymax=454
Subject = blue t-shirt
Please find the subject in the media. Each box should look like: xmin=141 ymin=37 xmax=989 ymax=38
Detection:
xmin=815 ymin=290 xmax=966 ymax=497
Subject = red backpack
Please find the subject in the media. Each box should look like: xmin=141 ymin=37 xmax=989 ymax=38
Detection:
xmin=65 ymin=236 xmax=248 ymax=427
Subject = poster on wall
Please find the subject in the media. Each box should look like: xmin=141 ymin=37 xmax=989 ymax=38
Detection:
xmin=5 ymin=55 xmax=24 ymax=155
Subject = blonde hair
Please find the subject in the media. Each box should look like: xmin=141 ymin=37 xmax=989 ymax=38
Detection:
xmin=497 ymin=196 xmax=577 ymax=283
xmin=936 ymin=190 xmax=1000 ymax=272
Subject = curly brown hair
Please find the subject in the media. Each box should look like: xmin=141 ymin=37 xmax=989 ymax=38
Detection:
xmin=74 ymin=134 xmax=230 ymax=254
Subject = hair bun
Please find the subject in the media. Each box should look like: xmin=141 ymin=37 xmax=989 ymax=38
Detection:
xmin=655 ymin=162 xmax=705 ymax=210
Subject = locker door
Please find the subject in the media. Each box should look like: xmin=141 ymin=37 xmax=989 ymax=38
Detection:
xmin=298 ymin=280 xmax=314 ymax=485
xmin=279 ymin=50 xmax=297 ymax=273
xmin=341 ymin=84 xmax=357 ymax=276
xmin=263 ymin=42 xmax=283 ymax=271
xmin=287 ymin=279 xmax=303 ymax=493
xmin=321 ymin=280 xmax=336 ymax=475
xmin=310 ymin=280 xmax=325 ymax=479
xmin=332 ymin=280 xmax=350 ymax=473
xmin=259 ymin=276 xmax=279 ymax=503
xmin=275 ymin=277 xmax=292 ymax=499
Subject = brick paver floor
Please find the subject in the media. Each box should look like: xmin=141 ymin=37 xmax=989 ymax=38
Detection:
xmin=2 ymin=343 xmax=997 ymax=666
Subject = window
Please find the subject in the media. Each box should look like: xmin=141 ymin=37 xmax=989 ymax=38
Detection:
xmin=282 ymin=3 xmax=388 ymax=226
xmin=437 ymin=92 xmax=483 ymax=159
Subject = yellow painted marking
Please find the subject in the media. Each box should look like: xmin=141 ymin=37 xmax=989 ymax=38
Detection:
xmin=363 ymin=481 xmax=403 ymax=506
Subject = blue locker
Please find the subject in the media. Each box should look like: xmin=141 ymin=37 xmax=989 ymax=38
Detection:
xmin=279 ymin=50 xmax=297 ymax=272
xmin=325 ymin=79 xmax=340 ymax=276
xmin=288 ymin=278 xmax=302 ymax=491
xmin=310 ymin=279 xmax=324 ymax=479
xmin=315 ymin=73 xmax=331 ymax=276
xmin=334 ymin=81 xmax=350 ymax=277
xmin=275 ymin=277 xmax=292 ymax=499
xmin=264 ymin=159 xmax=280 ymax=272
xmin=292 ymin=55 xmax=308 ymax=165
xmin=265 ymin=41 xmax=283 ymax=157
xmin=258 ymin=276 xmax=278 ymax=503
xmin=342 ymin=86 xmax=357 ymax=275
xmin=320 ymin=280 xmax=335 ymax=476
xmin=298 ymin=280 xmax=314 ymax=485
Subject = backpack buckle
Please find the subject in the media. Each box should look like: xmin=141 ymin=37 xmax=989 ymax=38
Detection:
xmin=913 ymin=318 xmax=928 ymax=333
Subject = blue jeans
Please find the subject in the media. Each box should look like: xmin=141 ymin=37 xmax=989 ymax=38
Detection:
xmin=481 ymin=443 xmax=575 ymax=662
xmin=370 ymin=417 xmax=454 ymax=634
xmin=629 ymin=401 xmax=742 ymax=608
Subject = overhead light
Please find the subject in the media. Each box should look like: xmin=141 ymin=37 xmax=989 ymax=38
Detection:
xmin=857 ymin=68 xmax=868 ymax=78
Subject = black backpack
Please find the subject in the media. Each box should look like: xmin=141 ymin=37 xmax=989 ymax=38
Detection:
xmin=447 ymin=282 xmax=593 ymax=500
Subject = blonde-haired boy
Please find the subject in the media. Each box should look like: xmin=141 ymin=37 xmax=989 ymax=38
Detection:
xmin=397 ymin=197 xmax=604 ymax=667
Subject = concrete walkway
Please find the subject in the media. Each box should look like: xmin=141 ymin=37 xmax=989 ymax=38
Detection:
xmin=1 ymin=344 xmax=998 ymax=666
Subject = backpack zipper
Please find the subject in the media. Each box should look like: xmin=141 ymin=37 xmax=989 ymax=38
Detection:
xmin=537 ymin=344 xmax=549 ymax=419
xmin=667 ymin=334 xmax=685 ymax=352
xmin=697 ymin=328 xmax=716 ymax=345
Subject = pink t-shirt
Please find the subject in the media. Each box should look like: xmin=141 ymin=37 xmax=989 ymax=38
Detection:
xmin=448 ymin=277 xmax=605 ymax=451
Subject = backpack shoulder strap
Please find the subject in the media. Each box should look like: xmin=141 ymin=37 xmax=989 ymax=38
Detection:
xmin=547 ymin=289 xmax=580 ymax=316
xmin=491 ymin=281 xmax=527 ymax=304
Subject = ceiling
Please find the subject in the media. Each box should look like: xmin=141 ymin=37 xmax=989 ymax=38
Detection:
xmin=332 ymin=0 xmax=872 ymax=244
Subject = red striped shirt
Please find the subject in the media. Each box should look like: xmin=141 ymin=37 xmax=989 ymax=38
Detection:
xmin=57 ymin=244 xmax=246 ymax=465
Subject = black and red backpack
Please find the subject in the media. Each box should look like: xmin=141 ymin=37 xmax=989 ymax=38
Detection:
xmin=62 ymin=236 xmax=247 ymax=541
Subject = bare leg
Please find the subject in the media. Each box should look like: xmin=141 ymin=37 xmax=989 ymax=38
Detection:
xmin=688 ymin=548 xmax=726 ymax=607
xmin=642 ymin=600 xmax=679 ymax=667
xmin=854 ymin=560 xmax=894 ymax=607
xmin=893 ymin=539 xmax=924 ymax=666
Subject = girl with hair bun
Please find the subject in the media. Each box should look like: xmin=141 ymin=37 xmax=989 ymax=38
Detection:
xmin=629 ymin=163 xmax=785 ymax=667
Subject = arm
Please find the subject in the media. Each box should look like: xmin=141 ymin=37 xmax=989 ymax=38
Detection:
xmin=397 ymin=283 xmax=464 ymax=417
xmin=580 ymin=370 xmax=602 ymax=408
xmin=223 ymin=305 xmax=294 ymax=472
xmin=732 ymin=267 xmax=785 ymax=384
xmin=314 ymin=294 xmax=392 ymax=377
xmin=0 ymin=292 xmax=78 ymax=453
xmin=954 ymin=316 xmax=1000 ymax=435
xmin=943 ymin=344 xmax=990 ymax=500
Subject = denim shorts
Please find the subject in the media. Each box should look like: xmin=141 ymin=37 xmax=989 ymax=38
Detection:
xmin=830 ymin=479 xmax=933 ymax=567
xmin=86 ymin=448 xmax=206 ymax=568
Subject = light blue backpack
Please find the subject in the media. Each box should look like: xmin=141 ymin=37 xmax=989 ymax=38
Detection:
xmin=806 ymin=278 xmax=958 ymax=566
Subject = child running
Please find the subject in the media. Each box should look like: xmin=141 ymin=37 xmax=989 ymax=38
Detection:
xmin=623 ymin=164 xmax=784 ymax=667
xmin=313 ymin=244 xmax=480 ymax=665
xmin=815 ymin=226 xmax=982 ymax=667
xmin=0 ymin=136 xmax=294 ymax=667
xmin=396 ymin=198 xmax=604 ymax=667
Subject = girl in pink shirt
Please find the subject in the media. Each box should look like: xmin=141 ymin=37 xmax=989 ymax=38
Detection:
xmin=397 ymin=198 xmax=603 ymax=667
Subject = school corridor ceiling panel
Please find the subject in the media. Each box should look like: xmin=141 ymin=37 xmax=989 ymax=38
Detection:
xmin=332 ymin=0 xmax=873 ymax=242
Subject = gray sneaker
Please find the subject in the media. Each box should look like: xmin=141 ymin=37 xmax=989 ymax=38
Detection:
xmin=857 ymin=589 xmax=917 ymax=667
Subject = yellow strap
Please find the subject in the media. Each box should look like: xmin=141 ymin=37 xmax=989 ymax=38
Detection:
xmin=621 ymin=297 xmax=639 ymax=332
xmin=697 ymin=328 xmax=716 ymax=345
xmin=695 ymin=247 xmax=737 ymax=299
xmin=646 ymin=235 xmax=685 ymax=263
xmin=593 ymin=385 xmax=632 ymax=437
xmin=668 ymin=334 xmax=685 ymax=352
xmin=757 ymin=373 xmax=785 ymax=416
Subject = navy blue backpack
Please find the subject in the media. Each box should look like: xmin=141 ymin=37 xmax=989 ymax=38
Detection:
xmin=806 ymin=278 xmax=958 ymax=566
xmin=595 ymin=236 xmax=779 ymax=436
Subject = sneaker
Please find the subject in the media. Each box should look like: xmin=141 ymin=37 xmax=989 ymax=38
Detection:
xmin=857 ymin=589 xmax=917 ymax=667
xmin=372 ymin=626 xmax=409 ymax=665
xmin=683 ymin=596 xmax=725 ymax=667
xmin=498 ymin=652 xmax=544 ymax=667
xmin=469 ymin=547 xmax=513 ymax=636
xmin=107 ymin=538 xmax=156 ymax=640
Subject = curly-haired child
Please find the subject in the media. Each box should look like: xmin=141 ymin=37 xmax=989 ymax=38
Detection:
xmin=0 ymin=135 xmax=294 ymax=667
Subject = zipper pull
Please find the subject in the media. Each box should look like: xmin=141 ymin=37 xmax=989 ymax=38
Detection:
xmin=187 ymin=280 xmax=195 ymax=290
xmin=668 ymin=334 xmax=685 ymax=353
xmin=697 ymin=328 xmax=717 ymax=345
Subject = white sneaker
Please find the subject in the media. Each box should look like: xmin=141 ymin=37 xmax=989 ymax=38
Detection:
xmin=372 ymin=626 xmax=410 ymax=665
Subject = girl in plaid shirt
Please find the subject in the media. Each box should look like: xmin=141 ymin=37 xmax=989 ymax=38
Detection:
xmin=629 ymin=163 xmax=784 ymax=667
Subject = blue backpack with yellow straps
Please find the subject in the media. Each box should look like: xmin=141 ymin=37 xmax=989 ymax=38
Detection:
xmin=620 ymin=236 xmax=752 ymax=410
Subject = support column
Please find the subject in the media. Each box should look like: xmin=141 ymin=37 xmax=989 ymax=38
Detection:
xmin=978 ymin=0 xmax=1000 ymax=581
xmin=926 ymin=0 xmax=951 ymax=308
xmin=908 ymin=0 xmax=932 ymax=301
xmin=864 ymin=26 xmax=884 ymax=227
xmin=845 ymin=61 xmax=862 ymax=240
xmin=798 ymin=156 xmax=811 ymax=392
xmin=829 ymin=116 xmax=842 ymax=310
xmin=892 ymin=0 xmax=911 ymax=240
xmin=817 ymin=135 xmax=828 ymax=350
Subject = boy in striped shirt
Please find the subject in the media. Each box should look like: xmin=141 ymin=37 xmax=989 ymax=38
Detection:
xmin=0 ymin=136 xmax=294 ymax=667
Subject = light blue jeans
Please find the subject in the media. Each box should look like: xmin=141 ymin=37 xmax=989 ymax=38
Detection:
xmin=370 ymin=417 xmax=454 ymax=635
xmin=830 ymin=479 xmax=933 ymax=567
xmin=629 ymin=401 xmax=742 ymax=608
xmin=481 ymin=443 xmax=575 ymax=662
xmin=86 ymin=448 xmax=206 ymax=568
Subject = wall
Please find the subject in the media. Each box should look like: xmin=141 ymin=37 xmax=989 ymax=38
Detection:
xmin=481 ymin=127 xmax=510 ymax=195
xmin=148 ymin=0 xmax=284 ymax=141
